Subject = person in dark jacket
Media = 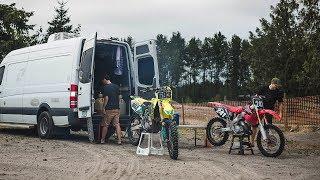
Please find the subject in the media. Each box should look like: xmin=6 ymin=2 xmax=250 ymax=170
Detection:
xmin=251 ymin=78 xmax=284 ymax=146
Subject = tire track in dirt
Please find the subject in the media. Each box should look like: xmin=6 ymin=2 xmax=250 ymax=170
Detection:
xmin=126 ymin=158 xmax=140 ymax=180
xmin=199 ymin=161 xmax=234 ymax=179
xmin=197 ymin=159 xmax=260 ymax=180
xmin=181 ymin=158 xmax=234 ymax=180
xmin=45 ymin=139 xmax=263 ymax=180
xmin=75 ymin=143 xmax=141 ymax=180
xmin=215 ymin=154 xmax=264 ymax=179
xmin=65 ymin=142 xmax=104 ymax=180
xmin=178 ymin=148 xmax=262 ymax=180
xmin=98 ymin=147 xmax=141 ymax=180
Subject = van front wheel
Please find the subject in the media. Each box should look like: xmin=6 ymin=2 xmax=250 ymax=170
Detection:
xmin=37 ymin=111 xmax=55 ymax=139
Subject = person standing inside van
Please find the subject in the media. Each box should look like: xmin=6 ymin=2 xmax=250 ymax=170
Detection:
xmin=100 ymin=75 xmax=122 ymax=144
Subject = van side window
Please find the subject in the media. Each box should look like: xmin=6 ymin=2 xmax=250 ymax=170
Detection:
xmin=136 ymin=44 xmax=149 ymax=55
xmin=138 ymin=57 xmax=154 ymax=85
xmin=79 ymin=48 xmax=93 ymax=83
xmin=0 ymin=66 xmax=5 ymax=85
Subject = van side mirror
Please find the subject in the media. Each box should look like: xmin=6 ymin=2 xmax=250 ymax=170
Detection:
xmin=152 ymin=77 xmax=157 ymax=88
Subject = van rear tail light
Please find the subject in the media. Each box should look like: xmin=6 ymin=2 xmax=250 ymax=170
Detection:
xmin=70 ymin=84 xmax=78 ymax=109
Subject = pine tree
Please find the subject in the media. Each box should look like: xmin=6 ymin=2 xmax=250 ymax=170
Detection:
xmin=296 ymin=0 xmax=320 ymax=95
xmin=185 ymin=38 xmax=201 ymax=85
xmin=201 ymin=38 xmax=211 ymax=83
xmin=248 ymin=0 xmax=303 ymax=95
xmin=226 ymin=35 xmax=242 ymax=99
xmin=239 ymin=40 xmax=252 ymax=92
xmin=156 ymin=34 xmax=170 ymax=85
xmin=210 ymin=32 xmax=228 ymax=84
xmin=168 ymin=32 xmax=186 ymax=86
xmin=45 ymin=1 xmax=81 ymax=41
xmin=0 ymin=3 xmax=34 ymax=60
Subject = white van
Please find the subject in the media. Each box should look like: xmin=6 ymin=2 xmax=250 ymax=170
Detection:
xmin=0 ymin=32 xmax=160 ymax=138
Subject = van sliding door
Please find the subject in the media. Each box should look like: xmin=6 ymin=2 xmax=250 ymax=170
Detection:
xmin=78 ymin=32 xmax=97 ymax=118
xmin=134 ymin=40 xmax=160 ymax=98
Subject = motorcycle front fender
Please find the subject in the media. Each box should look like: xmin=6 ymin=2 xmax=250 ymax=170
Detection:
xmin=259 ymin=109 xmax=281 ymax=121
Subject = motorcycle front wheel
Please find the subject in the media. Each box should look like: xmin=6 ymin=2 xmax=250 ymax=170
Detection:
xmin=256 ymin=124 xmax=285 ymax=157
xmin=206 ymin=117 xmax=229 ymax=146
xmin=127 ymin=113 xmax=143 ymax=146
xmin=165 ymin=120 xmax=179 ymax=160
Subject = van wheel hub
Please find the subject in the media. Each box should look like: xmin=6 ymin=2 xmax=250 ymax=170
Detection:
xmin=40 ymin=117 xmax=49 ymax=135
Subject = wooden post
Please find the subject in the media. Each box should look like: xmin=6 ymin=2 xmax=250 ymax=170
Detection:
xmin=182 ymin=98 xmax=185 ymax=125
xmin=194 ymin=128 xmax=197 ymax=146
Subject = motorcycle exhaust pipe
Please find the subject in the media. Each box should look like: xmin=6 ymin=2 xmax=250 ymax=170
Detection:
xmin=221 ymin=127 xmax=231 ymax=132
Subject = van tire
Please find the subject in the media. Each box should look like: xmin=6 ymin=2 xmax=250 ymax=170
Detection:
xmin=37 ymin=111 xmax=55 ymax=139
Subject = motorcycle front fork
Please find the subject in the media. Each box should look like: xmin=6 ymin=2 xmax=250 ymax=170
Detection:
xmin=160 ymin=119 xmax=174 ymax=142
xmin=259 ymin=121 xmax=268 ymax=140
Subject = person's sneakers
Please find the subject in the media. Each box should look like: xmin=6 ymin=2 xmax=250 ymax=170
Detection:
xmin=117 ymin=141 xmax=122 ymax=145
xmin=101 ymin=140 xmax=106 ymax=144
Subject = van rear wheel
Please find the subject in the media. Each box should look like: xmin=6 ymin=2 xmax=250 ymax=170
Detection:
xmin=37 ymin=111 xmax=55 ymax=139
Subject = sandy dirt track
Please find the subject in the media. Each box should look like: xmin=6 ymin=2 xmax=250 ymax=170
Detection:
xmin=0 ymin=128 xmax=319 ymax=180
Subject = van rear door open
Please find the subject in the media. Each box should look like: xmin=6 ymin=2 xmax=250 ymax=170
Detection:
xmin=134 ymin=40 xmax=160 ymax=98
xmin=78 ymin=33 xmax=97 ymax=118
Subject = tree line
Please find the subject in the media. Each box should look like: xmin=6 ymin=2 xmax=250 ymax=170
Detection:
xmin=155 ymin=0 xmax=319 ymax=102
xmin=1 ymin=0 xmax=319 ymax=102
xmin=0 ymin=1 xmax=80 ymax=60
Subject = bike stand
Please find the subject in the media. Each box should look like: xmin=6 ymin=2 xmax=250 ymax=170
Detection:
xmin=229 ymin=134 xmax=254 ymax=155
xmin=136 ymin=132 xmax=164 ymax=156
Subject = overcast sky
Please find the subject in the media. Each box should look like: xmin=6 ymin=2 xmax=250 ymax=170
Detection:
xmin=2 ymin=0 xmax=278 ymax=41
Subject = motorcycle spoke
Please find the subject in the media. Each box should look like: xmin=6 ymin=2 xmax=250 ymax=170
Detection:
xmin=261 ymin=129 xmax=281 ymax=154
xmin=210 ymin=122 xmax=224 ymax=142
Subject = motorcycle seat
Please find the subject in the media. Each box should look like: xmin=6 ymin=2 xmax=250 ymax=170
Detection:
xmin=228 ymin=106 xmax=243 ymax=113
xmin=208 ymin=102 xmax=243 ymax=114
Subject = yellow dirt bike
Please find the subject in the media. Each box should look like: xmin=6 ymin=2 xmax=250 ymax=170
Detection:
xmin=128 ymin=86 xmax=179 ymax=160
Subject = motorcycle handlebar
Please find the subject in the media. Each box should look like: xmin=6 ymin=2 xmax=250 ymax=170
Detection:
xmin=252 ymin=95 xmax=266 ymax=99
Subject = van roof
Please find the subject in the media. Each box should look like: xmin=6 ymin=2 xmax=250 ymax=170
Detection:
xmin=2 ymin=36 xmax=131 ymax=65
xmin=2 ymin=37 xmax=84 ymax=64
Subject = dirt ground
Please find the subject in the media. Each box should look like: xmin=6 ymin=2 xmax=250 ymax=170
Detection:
xmin=0 ymin=127 xmax=320 ymax=180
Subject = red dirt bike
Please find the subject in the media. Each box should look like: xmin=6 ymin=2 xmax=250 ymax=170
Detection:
xmin=206 ymin=96 xmax=285 ymax=157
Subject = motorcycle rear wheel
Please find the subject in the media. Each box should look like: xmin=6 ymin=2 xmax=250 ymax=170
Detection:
xmin=257 ymin=124 xmax=285 ymax=157
xmin=206 ymin=117 xmax=229 ymax=146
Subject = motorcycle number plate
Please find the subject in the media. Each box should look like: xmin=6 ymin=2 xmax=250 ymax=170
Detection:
xmin=253 ymin=98 xmax=264 ymax=109
xmin=216 ymin=107 xmax=227 ymax=118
